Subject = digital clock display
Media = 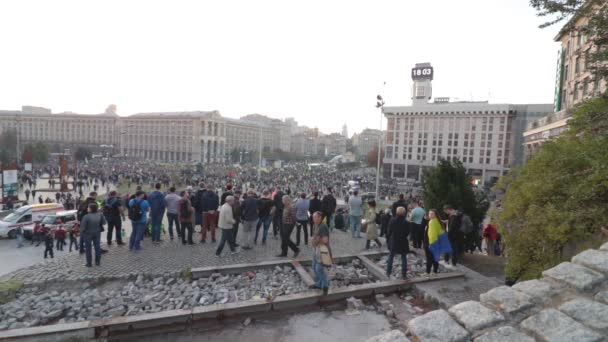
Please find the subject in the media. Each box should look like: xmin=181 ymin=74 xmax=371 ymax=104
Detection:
xmin=411 ymin=67 xmax=433 ymax=80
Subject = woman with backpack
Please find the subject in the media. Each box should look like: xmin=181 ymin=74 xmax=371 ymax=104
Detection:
xmin=364 ymin=200 xmax=382 ymax=250
xmin=178 ymin=191 xmax=195 ymax=245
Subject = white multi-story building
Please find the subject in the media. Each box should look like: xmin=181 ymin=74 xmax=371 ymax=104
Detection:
xmin=383 ymin=64 xmax=553 ymax=184
xmin=354 ymin=128 xmax=383 ymax=158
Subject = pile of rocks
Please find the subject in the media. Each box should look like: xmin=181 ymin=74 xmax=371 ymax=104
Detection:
xmin=329 ymin=259 xmax=377 ymax=286
xmin=375 ymin=253 xmax=446 ymax=278
xmin=0 ymin=266 xmax=307 ymax=331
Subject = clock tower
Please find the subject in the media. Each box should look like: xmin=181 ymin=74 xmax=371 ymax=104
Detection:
xmin=411 ymin=62 xmax=434 ymax=106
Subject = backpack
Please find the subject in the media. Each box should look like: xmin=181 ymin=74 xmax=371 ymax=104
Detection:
xmin=102 ymin=198 xmax=115 ymax=217
xmin=374 ymin=212 xmax=382 ymax=225
xmin=128 ymin=200 xmax=143 ymax=221
xmin=461 ymin=214 xmax=474 ymax=234
xmin=180 ymin=201 xmax=190 ymax=219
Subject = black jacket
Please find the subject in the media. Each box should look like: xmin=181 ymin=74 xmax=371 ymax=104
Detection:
xmin=322 ymin=194 xmax=337 ymax=214
xmin=274 ymin=191 xmax=285 ymax=211
xmin=448 ymin=212 xmax=464 ymax=241
xmin=387 ymin=216 xmax=410 ymax=254
xmin=391 ymin=200 xmax=408 ymax=216
xmin=309 ymin=197 xmax=323 ymax=216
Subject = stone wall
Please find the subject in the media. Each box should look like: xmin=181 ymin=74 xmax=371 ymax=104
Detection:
xmin=404 ymin=242 xmax=608 ymax=341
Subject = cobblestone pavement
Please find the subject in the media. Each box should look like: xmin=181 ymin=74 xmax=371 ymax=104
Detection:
xmin=0 ymin=224 xmax=378 ymax=286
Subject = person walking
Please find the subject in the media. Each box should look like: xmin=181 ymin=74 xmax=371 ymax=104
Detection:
xmin=201 ymin=185 xmax=220 ymax=243
xmin=240 ymin=190 xmax=259 ymax=250
xmin=311 ymin=211 xmax=331 ymax=295
xmin=128 ymin=191 xmax=150 ymax=251
xmin=147 ymin=183 xmax=166 ymax=242
xmin=321 ymin=188 xmax=337 ymax=229
xmin=295 ymin=193 xmax=310 ymax=246
xmin=409 ymin=200 xmax=426 ymax=249
xmin=424 ymin=209 xmax=452 ymax=276
xmin=255 ymin=189 xmax=274 ymax=245
xmin=231 ymin=190 xmax=243 ymax=244
xmin=386 ymin=206 xmax=410 ymax=279
xmin=364 ymin=200 xmax=382 ymax=250
xmin=482 ymin=220 xmax=498 ymax=256
xmin=177 ymin=191 xmax=195 ymax=245
xmin=272 ymin=186 xmax=285 ymax=239
xmin=276 ymin=195 xmax=300 ymax=258
xmin=216 ymin=196 xmax=238 ymax=257
xmin=80 ymin=203 xmax=106 ymax=267
xmin=164 ymin=187 xmax=182 ymax=240
xmin=443 ymin=205 xmax=465 ymax=266
xmin=348 ymin=190 xmax=363 ymax=238
xmin=103 ymin=191 xmax=125 ymax=246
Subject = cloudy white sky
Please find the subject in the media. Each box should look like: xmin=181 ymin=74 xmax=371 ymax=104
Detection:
xmin=0 ymin=0 xmax=561 ymax=135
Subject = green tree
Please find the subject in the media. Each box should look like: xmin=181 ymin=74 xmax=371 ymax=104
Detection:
xmin=530 ymin=0 xmax=608 ymax=79
xmin=24 ymin=142 xmax=49 ymax=163
xmin=494 ymin=96 xmax=608 ymax=281
xmin=366 ymin=146 xmax=385 ymax=167
xmin=0 ymin=129 xmax=18 ymax=164
xmin=422 ymin=159 xmax=488 ymax=226
xmin=75 ymin=147 xmax=92 ymax=161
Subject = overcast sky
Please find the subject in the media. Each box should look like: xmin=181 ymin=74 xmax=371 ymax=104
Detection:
xmin=0 ymin=0 xmax=561 ymax=135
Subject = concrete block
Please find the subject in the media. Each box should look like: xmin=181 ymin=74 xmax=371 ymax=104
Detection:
xmin=542 ymin=262 xmax=605 ymax=292
xmin=480 ymin=286 xmax=534 ymax=316
xmin=0 ymin=321 xmax=93 ymax=342
xmin=558 ymin=298 xmax=608 ymax=331
xmin=408 ymin=309 xmax=469 ymax=342
xmin=474 ymin=326 xmax=535 ymax=342
xmin=512 ymin=279 xmax=555 ymax=304
xmin=448 ymin=301 xmax=504 ymax=331
xmin=520 ymin=308 xmax=603 ymax=342
xmin=222 ymin=300 xmax=272 ymax=317
xmin=272 ymin=292 xmax=321 ymax=311
xmin=572 ymin=249 xmax=608 ymax=274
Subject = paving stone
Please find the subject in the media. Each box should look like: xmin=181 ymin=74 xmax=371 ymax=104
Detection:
xmin=600 ymin=242 xmax=608 ymax=251
xmin=408 ymin=309 xmax=469 ymax=342
xmin=542 ymin=262 xmax=605 ymax=292
xmin=448 ymin=301 xmax=504 ymax=331
xmin=594 ymin=290 xmax=608 ymax=304
xmin=365 ymin=330 xmax=410 ymax=342
xmin=558 ymin=298 xmax=608 ymax=330
xmin=520 ymin=308 xmax=604 ymax=342
xmin=479 ymin=286 xmax=533 ymax=316
xmin=572 ymin=249 xmax=608 ymax=274
xmin=512 ymin=279 xmax=555 ymax=304
xmin=473 ymin=326 xmax=535 ymax=342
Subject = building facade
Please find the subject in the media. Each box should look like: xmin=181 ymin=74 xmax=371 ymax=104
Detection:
xmin=354 ymin=128 xmax=383 ymax=158
xmin=524 ymin=4 xmax=607 ymax=156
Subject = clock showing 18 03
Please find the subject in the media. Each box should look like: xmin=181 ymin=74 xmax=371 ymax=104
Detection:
xmin=411 ymin=67 xmax=433 ymax=80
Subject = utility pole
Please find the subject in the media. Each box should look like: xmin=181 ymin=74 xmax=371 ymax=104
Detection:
xmin=258 ymin=126 xmax=262 ymax=183
xmin=15 ymin=114 xmax=20 ymax=168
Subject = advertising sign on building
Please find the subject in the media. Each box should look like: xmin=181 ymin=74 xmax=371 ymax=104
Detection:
xmin=24 ymin=163 xmax=32 ymax=172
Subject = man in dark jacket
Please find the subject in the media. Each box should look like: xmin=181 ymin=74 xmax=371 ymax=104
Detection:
xmin=201 ymin=186 xmax=219 ymax=243
xmin=386 ymin=206 xmax=410 ymax=279
xmin=321 ymin=188 xmax=337 ymax=229
xmin=255 ymin=190 xmax=274 ymax=244
xmin=193 ymin=183 xmax=206 ymax=231
xmin=220 ymin=183 xmax=234 ymax=205
xmin=240 ymin=190 xmax=259 ymax=249
xmin=147 ymin=183 xmax=166 ymax=242
xmin=308 ymin=192 xmax=323 ymax=234
xmin=272 ymin=186 xmax=285 ymax=238
xmin=78 ymin=192 xmax=99 ymax=254
xmin=443 ymin=204 xmax=464 ymax=266
xmin=391 ymin=194 xmax=408 ymax=216
xmin=103 ymin=191 xmax=125 ymax=246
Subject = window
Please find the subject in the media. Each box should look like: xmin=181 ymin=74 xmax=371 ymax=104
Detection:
xmin=574 ymin=83 xmax=579 ymax=100
xmin=575 ymin=56 xmax=580 ymax=74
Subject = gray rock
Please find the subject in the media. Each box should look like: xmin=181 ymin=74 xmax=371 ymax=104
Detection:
xmin=512 ymin=279 xmax=555 ymax=304
xmin=594 ymin=290 xmax=608 ymax=304
xmin=45 ymin=309 xmax=63 ymax=320
xmin=365 ymin=330 xmax=410 ymax=342
xmin=480 ymin=286 xmax=534 ymax=316
xmin=408 ymin=309 xmax=469 ymax=342
xmin=520 ymin=308 xmax=603 ymax=342
xmin=542 ymin=262 xmax=605 ymax=292
xmin=600 ymin=242 xmax=608 ymax=251
xmin=558 ymin=298 xmax=608 ymax=330
xmin=572 ymin=249 xmax=608 ymax=274
xmin=448 ymin=301 xmax=504 ymax=331
xmin=473 ymin=326 xmax=535 ymax=342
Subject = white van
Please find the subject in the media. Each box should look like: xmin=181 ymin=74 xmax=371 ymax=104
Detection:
xmin=0 ymin=203 xmax=64 ymax=238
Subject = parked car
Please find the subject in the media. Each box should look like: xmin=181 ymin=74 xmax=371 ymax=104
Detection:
xmin=0 ymin=203 xmax=65 ymax=238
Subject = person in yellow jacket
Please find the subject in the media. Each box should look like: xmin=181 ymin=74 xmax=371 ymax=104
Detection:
xmin=423 ymin=209 xmax=452 ymax=276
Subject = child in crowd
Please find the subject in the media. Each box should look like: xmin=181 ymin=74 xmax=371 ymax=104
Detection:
xmin=44 ymin=231 xmax=54 ymax=259
xmin=55 ymin=227 xmax=66 ymax=251
xmin=69 ymin=226 xmax=80 ymax=252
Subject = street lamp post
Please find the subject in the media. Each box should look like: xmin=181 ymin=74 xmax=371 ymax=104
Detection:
xmin=15 ymin=114 xmax=21 ymax=168
xmin=258 ymin=126 xmax=262 ymax=183
xmin=375 ymin=95 xmax=385 ymax=200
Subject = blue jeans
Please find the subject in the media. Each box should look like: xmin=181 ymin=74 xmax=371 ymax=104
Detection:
xmin=350 ymin=215 xmax=361 ymax=237
xmin=130 ymin=222 xmax=146 ymax=250
xmin=83 ymin=233 xmax=101 ymax=265
xmin=166 ymin=213 xmax=180 ymax=239
xmin=151 ymin=216 xmax=163 ymax=241
xmin=313 ymin=259 xmax=329 ymax=289
xmin=216 ymin=228 xmax=236 ymax=255
xmin=255 ymin=216 xmax=272 ymax=243
xmin=386 ymin=252 xmax=408 ymax=278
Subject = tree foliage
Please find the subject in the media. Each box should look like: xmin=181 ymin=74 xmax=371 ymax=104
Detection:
xmin=23 ymin=142 xmax=49 ymax=163
xmin=366 ymin=146 xmax=385 ymax=167
xmin=75 ymin=147 xmax=93 ymax=161
xmin=494 ymin=96 xmax=608 ymax=281
xmin=0 ymin=129 xmax=18 ymax=165
xmin=422 ymin=159 xmax=488 ymax=226
xmin=530 ymin=0 xmax=608 ymax=80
